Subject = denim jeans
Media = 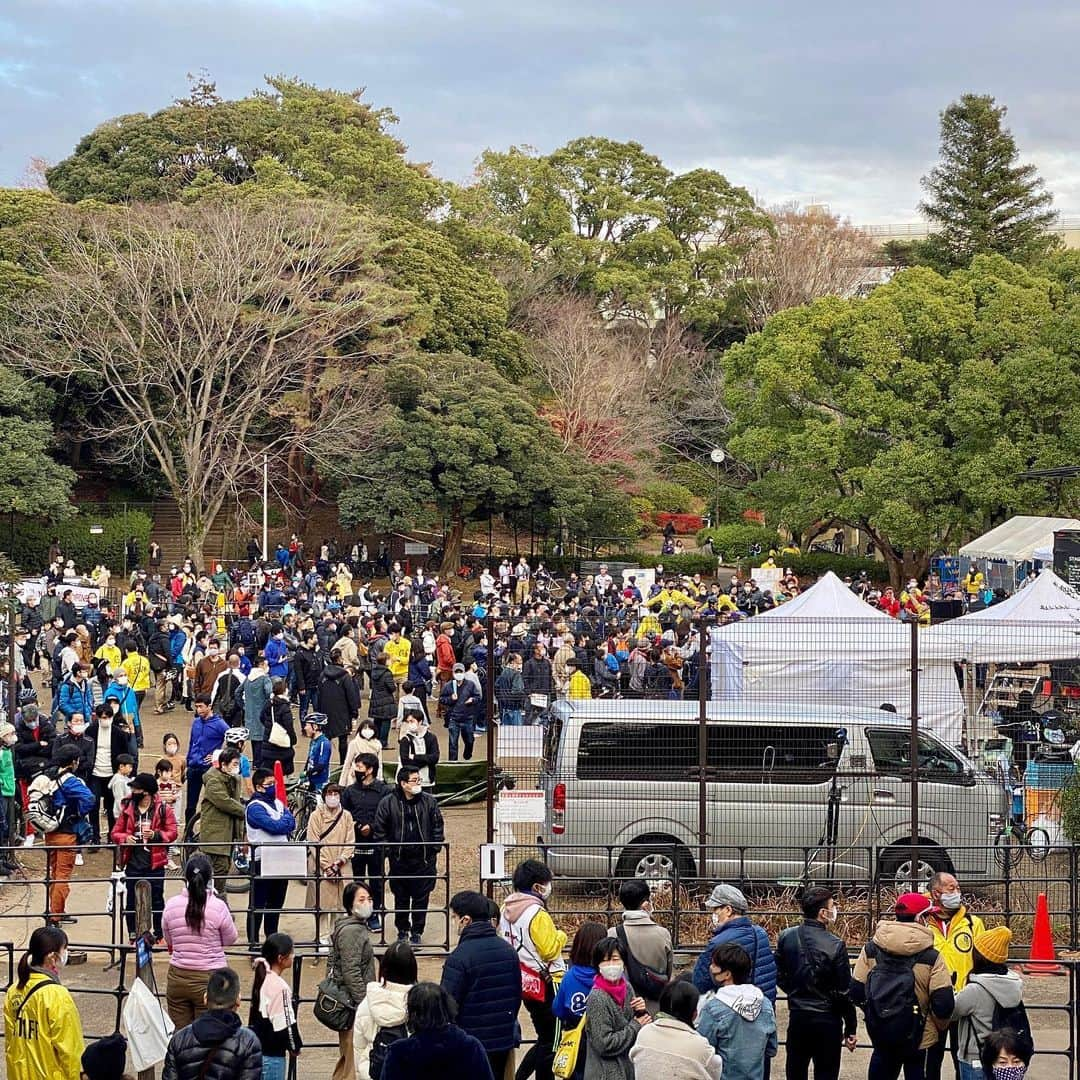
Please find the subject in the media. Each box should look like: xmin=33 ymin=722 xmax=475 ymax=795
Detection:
xmin=298 ymin=688 xmax=319 ymax=721
xmin=957 ymin=1063 xmax=982 ymax=1080
xmin=448 ymin=717 xmax=475 ymax=760
xmin=261 ymin=1055 xmax=286 ymax=1080
xmin=501 ymin=708 xmax=524 ymax=726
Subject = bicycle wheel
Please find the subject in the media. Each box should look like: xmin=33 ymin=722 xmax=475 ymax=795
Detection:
xmin=993 ymin=828 xmax=1023 ymax=870
xmin=1026 ymin=826 xmax=1052 ymax=862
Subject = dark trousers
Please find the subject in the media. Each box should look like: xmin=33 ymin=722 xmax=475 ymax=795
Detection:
xmin=336 ymin=735 xmax=348 ymax=764
xmin=925 ymin=1024 xmax=958 ymax=1080
xmin=786 ymin=1013 xmax=842 ymax=1080
xmin=448 ymin=717 xmax=475 ymax=760
xmin=90 ymin=775 xmax=115 ymax=844
xmin=299 ymin=688 xmax=319 ymax=722
xmin=124 ymin=866 xmax=166 ymax=939
xmin=251 ymin=740 xmax=263 ymax=770
xmin=351 ymin=848 xmax=384 ymax=910
xmin=248 ymin=869 xmax=288 ymax=944
xmin=186 ymin=765 xmax=207 ymax=826
xmin=488 ymin=1050 xmax=511 ymax=1078
xmin=869 ymin=1047 xmax=928 ymax=1080
xmin=516 ymin=989 xmax=556 ymax=1080
xmin=388 ymin=867 xmax=433 ymax=936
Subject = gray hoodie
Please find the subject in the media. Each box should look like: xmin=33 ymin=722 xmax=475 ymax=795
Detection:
xmin=953 ymin=971 xmax=1025 ymax=1063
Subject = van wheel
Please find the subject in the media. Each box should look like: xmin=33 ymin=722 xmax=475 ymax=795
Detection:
xmin=615 ymin=836 xmax=696 ymax=884
xmin=877 ymin=843 xmax=951 ymax=890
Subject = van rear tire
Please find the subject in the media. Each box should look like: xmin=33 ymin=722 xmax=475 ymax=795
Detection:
xmin=877 ymin=843 xmax=951 ymax=889
xmin=615 ymin=835 xmax=696 ymax=885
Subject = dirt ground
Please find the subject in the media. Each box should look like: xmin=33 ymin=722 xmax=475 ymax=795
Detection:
xmin=1 ymin=684 xmax=1076 ymax=1076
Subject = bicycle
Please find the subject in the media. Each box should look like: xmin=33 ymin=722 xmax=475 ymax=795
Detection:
xmin=285 ymin=775 xmax=320 ymax=841
xmin=992 ymin=773 xmax=1051 ymax=869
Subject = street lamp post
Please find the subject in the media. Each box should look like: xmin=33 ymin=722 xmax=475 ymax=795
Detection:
xmin=709 ymin=448 xmax=726 ymax=528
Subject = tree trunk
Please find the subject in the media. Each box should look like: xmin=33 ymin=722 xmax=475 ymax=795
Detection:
xmin=179 ymin=502 xmax=209 ymax=575
xmin=442 ymin=513 xmax=466 ymax=577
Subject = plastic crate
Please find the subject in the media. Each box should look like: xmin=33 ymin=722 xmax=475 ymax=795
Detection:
xmin=1024 ymin=761 xmax=1075 ymax=790
xmin=1026 ymin=788 xmax=1062 ymax=824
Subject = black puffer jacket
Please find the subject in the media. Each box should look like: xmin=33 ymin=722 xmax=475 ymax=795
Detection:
xmin=162 ymin=1008 xmax=262 ymax=1080
xmin=319 ymin=663 xmax=359 ymax=739
xmin=367 ymin=662 xmax=398 ymax=722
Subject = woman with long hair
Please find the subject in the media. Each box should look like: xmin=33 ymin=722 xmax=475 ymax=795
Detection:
xmin=250 ymin=932 xmax=301 ymax=1080
xmin=161 ymin=853 xmax=239 ymax=1027
xmin=3 ymin=925 xmax=84 ymax=1080
xmin=552 ymin=921 xmax=610 ymax=1080
xmin=582 ymin=938 xmax=651 ymax=1080
xmin=353 ymin=940 xmax=418 ymax=1080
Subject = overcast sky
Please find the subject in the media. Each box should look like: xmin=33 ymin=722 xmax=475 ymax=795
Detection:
xmin=3 ymin=0 xmax=1079 ymax=224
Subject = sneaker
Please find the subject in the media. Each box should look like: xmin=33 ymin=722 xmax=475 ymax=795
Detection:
xmin=367 ymin=914 xmax=382 ymax=932
xmin=166 ymin=859 xmax=178 ymax=871
xmin=74 ymin=854 xmax=84 ymax=866
xmin=317 ymin=938 xmax=330 ymax=955
xmin=397 ymin=931 xmax=409 ymax=942
xmin=409 ymin=932 xmax=422 ymax=947
xmin=21 ymin=835 xmax=34 ymax=848
xmin=59 ymin=915 xmax=78 ymax=925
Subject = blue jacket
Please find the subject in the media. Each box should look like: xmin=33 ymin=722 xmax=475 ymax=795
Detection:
xmin=245 ymin=792 xmax=296 ymax=836
xmin=265 ymin=637 xmax=289 ymax=678
xmin=186 ymin=713 xmax=228 ymax=770
xmin=304 ymin=734 xmax=332 ymax=791
xmin=440 ymin=921 xmax=522 ymax=1053
xmin=692 ymin=916 xmax=778 ymax=1002
xmin=552 ymin=963 xmax=597 ymax=1023
xmin=54 ymin=771 xmax=96 ymax=833
xmin=439 ymin=679 xmax=482 ymax=723
xmin=696 ymin=987 xmax=777 ymax=1080
xmin=169 ymin=628 xmax=187 ymax=664
xmin=408 ymin=655 xmax=432 ymax=688
xmin=383 ymin=1024 xmax=494 ymax=1080
xmin=57 ymin=677 xmax=95 ymax=722
xmin=104 ymin=682 xmax=140 ymax=722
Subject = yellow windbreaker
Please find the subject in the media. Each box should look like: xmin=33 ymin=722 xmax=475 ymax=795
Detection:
xmin=4 ymin=972 xmax=85 ymax=1080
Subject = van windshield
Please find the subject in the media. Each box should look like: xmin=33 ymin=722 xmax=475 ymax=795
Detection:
xmin=866 ymin=728 xmax=972 ymax=783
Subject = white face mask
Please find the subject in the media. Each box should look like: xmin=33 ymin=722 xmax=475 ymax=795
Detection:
xmin=324 ymin=795 xmax=341 ymax=810
xmin=56 ymin=950 xmax=69 ymax=969
xmin=598 ymin=962 xmax=624 ymax=982
xmin=353 ymin=900 xmax=374 ymax=920
xmin=453 ymin=673 xmax=464 ymax=683
xmin=825 ymin=906 xmax=838 ymax=923
xmin=69 ymin=724 xmax=86 ymax=736
xmin=228 ymin=766 xmax=241 ymax=777
xmin=361 ymin=727 xmax=375 ymax=739
xmin=403 ymin=783 xmax=422 ymax=796
xmin=536 ymin=882 xmax=553 ymax=901
xmin=940 ymin=891 xmax=962 ymax=911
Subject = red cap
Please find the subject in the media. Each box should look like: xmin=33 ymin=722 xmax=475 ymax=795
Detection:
xmin=895 ymin=892 xmax=931 ymax=918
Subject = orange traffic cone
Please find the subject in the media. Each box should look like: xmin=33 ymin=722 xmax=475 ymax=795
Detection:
xmin=1023 ymin=892 xmax=1065 ymax=975
xmin=273 ymin=760 xmax=286 ymax=805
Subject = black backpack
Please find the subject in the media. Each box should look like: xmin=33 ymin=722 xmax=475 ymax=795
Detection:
xmin=368 ymin=1021 xmax=407 ymax=1080
xmin=614 ymin=923 xmax=669 ymax=1001
xmin=863 ymin=942 xmax=936 ymax=1056
xmin=982 ymin=996 xmax=1034 ymax=1059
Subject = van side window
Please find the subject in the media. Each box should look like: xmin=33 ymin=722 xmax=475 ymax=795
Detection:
xmin=577 ymin=722 xmax=697 ymax=780
xmin=708 ymin=725 xmax=836 ymax=782
xmin=866 ymin=728 xmax=966 ymax=781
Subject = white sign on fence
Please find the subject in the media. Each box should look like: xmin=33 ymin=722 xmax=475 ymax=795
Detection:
xmin=498 ymin=726 xmax=544 ymax=758
xmin=497 ymin=789 xmax=547 ymax=823
xmin=479 ymin=843 xmax=507 ymax=880
xmin=404 ymin=542 xmax=430 ymax=556
xmin=18 ymin=579 xmax=101 ymax=608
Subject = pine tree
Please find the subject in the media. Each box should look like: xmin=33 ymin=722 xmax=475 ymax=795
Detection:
xmin=916 ymin=94 xmax=1058 ymax=271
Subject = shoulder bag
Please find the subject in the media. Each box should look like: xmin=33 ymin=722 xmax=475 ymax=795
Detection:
xmin=313 ymin=923 xmax=357 ymax=1031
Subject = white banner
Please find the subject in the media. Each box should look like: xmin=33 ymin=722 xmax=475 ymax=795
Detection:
xmin=18 ymin=579 xmax=101 ymax=608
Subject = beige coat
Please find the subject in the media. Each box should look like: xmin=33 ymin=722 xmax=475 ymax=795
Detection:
xmin=629 ymin=1016 xmax=722 ymax=1080
xmin=305 ymin=804 xmax=356 ymax=913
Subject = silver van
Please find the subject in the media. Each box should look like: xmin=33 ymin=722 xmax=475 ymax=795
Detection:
xmin=538 ymin=700 xmax=1006 ymax=886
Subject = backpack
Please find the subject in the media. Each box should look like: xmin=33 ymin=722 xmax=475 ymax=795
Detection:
xmin=981 ymin=996 xmax=1034 ymax=1059
xmin=368 ymin=1021 xmax=407 ymax=1080
xmin=26 ymin=774 xmax=61 ymax=834
xmin=234 ymin=618 xmax=258 ymax=650
xmin=862 ymin=942 xmax=936 ymax=1056
xmin=614 ymin=923 xmax=669 ymax=1001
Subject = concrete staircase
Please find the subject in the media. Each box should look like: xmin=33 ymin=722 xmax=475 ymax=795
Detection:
xmin=148 ymin=500 xmax=236 ymax=571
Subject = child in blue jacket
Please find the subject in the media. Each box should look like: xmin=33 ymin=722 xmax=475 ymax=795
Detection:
xmin=302 ymin=715 xmax=332 ymax=792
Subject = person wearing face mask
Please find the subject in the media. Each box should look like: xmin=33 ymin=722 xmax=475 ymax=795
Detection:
xmin=441 ymin=890 xmax=521 ymax=1078
xmin=306 ymin=782 xmax=355 ymax=949
xmin=499 ymin=859 xmax=567 ymax=1080
xmin=329 ymin=881 xmax=378 ymax=1080
xmin=44 ymin=747 xmax=95 ymax=927
xmin=343 ymin=753 xmax=392 ymax=931
xmin=50 ymin=711 xmax=94 ymax=782
xmin=926 ymin=872 xmax=985 ymax=1080
xmin=245 ymin=768 xmax=296 ymax=945
xmin=629 ymin=977 xmax=721 ymax=1080
xmin=104 ymin=664 xmax=142 ymax=746
xmin=979 ymin=1029 xmax=1031 ymax=1080
xmin=692 ymin=884 xmax=777 ymax=1008
xmin=774 ymin=887 xmax=857 ymax=1080
xmin=198 ymin=747 xmax=247 ymax=888
xmin=342 ymin=718 xmax=383 ymax=779
xmin=193 ymin=639 xmax=228 ymax=701
xmin=57 ymin=661 xmax=95 ymax=726
xmin=321 ymin=648 xmax=361 ymax=764
xmin=110 ymin=771 xmax=178 ymax=942
xmin=607 ymin=879 xmax=673 ymax=1016
xmin=582 ymin=938 xmax=650 ymax=1080
xmin=0 ymin=722 xmax=16 ymax=872
xmin=353 ymin=940 xmax=417 ymax=1080
xmin=373 ymin=767 xmax=445 ymax=947
xmin=398 ymin=709 xmax=440 ymax=793
xmin=439 ymin=663 xmax=481 ymax=762
xmin=3 ymin=925 xmax=83 ymax=1080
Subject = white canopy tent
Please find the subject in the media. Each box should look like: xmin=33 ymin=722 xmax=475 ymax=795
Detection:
xmin=926 ymin=569 xmax=1080 ymax=664
xmin=959 ymin=515 xmax=1080 ymax=563
xmin=709 ymin=572 xmax=964 ymax=744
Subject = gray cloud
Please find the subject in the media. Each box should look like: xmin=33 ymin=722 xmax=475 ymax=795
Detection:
xmin=2 ymin=0 xmax=1079 ymax=222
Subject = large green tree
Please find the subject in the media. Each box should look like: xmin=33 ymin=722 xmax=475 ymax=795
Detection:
xmin=915 ymin=94 xmax=1058 ymax=272
xmin=337 ymin=358 xmax=632 ymax=572
xmin=722 ymin=255 xmax=1080 ymax=585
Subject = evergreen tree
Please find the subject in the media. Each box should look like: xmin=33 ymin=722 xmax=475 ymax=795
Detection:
xmin=916 ymin=94 xmax=1057 ymax=271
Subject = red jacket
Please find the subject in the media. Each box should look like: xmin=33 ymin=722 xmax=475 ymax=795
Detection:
xmin=435 ymin=633 xmax=456 ymax=674
xmin=110 ymin=795 xmax=178 ymax=870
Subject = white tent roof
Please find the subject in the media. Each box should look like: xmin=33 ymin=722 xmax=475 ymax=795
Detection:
xmin=750 ymin=570 xmax=895 ymax=622
xmin=927 ymin=569 xmax=1080 ymax=663
xmin=959 ymin=515 xmax=1080 ymax=563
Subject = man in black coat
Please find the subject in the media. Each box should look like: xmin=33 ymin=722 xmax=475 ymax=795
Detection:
xmin=774 ymin=885 xmax=857 ymax=1080
xmin=341 ymin=751 xmax=392 ymax=931
xmin=373 ymin=765 xmax=445 ymax=946
xmin=56 ymin=589 xmax=79 ymax=630
xmin=12 ymin=705 xmax=56 ymax=782
xmin=319 ymin=651 xmax=359 ymax=763
xmin=293 ymin=631 xmax=325 ymax=723
xmin=441 ymin=890 xmax=522 ymax=1078
xmin=162 ymin=966 xmax=261 ymax=1080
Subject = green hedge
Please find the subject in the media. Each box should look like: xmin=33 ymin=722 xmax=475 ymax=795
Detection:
xmin=5 ymin=509 xmax=153 ymax=575
xmin=694 ymin=524 xmax=779 ymax=562
xmin=638 ymin=481 xmax=696 ymax=514
xmin=781 ymin=553 xmax=890 ymax=583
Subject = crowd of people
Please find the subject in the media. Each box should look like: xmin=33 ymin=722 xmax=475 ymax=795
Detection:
xmin=0 ymin=542 xmax=1040 ymax=1079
